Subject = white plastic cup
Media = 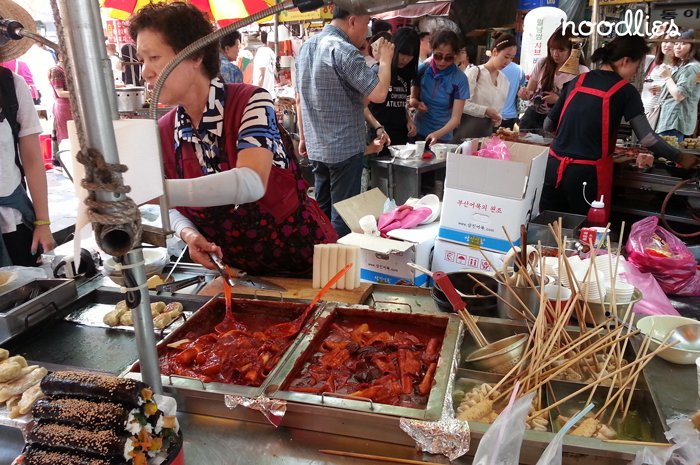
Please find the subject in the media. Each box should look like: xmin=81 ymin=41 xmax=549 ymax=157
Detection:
xmin=415 ymin=141 xmax=426 ymax=155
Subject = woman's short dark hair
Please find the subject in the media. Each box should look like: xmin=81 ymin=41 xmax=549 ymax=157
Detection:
xmin=591 ymin=35 xmax=649 ymax=66
xmin=430 ymin=29 xmax=461 ymax=54
xmin=128 ymin=2 xmax=219 ymax=80
xmin=221 ymin=30 xmax=241 ymax=49
xmin=677 ymin=29 xmax=700 ymax=63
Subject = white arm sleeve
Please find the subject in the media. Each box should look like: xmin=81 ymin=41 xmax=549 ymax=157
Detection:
xmin=169 ymin=208 xmax=198 ymax=238
xmin=165 ymin=167 xmax=266 ymax=208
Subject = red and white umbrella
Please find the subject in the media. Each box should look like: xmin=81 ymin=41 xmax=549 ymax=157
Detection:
xmin=102 ymin=0 xmax=274 ymax=26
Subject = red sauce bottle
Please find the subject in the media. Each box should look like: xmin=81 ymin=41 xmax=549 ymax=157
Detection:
xmin=587 ymin=195 xmax=606 ymax=228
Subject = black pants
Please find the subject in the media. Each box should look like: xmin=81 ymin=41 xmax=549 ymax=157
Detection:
xmin=2 ymin=224 xmax=38 ymax=267
xmin=519 ymin=107 xmax=547 ymax=131
xmin=539 ymin=156 xmax=599 ymax=216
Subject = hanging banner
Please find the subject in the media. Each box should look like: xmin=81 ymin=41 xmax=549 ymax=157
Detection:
xmin=650 ymin=3 xmax=700 ymax=30
xmin=278 ymin=4 xmax=334 ymax=22
xmin=520 ymin=7 xmax=567 ymax=77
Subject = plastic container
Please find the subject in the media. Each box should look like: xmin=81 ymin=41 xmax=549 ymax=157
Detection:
xmin=587 ymin=195 xmax=607 ymax=228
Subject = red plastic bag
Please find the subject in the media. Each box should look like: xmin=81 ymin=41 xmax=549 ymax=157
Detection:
xmin=476 ymin=137 xmax=511 ymax=160
xmin=626 ymin=216 xmax=700 ymax=296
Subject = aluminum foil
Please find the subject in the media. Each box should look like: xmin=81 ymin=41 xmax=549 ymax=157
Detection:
xmin=225 ymin=394 xmax=287 ymax=427
xmin=399 ymin=322 xmax=471 ymax=462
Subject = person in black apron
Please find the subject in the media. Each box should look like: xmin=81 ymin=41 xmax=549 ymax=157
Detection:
xmin=540 ymin=35 xmax=698 ymax=222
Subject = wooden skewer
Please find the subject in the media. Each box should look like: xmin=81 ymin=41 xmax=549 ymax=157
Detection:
xmin=528 ymin=337 xmax=677 ymax=420
xmin=320 ymin=449 xmax=436 ymax=465
xmin=602 ymin=439 xmax=671 ymax=447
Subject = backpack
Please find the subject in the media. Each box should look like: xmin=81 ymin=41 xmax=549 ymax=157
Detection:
xmin=0 ymin=67 xmax=25 ymax=183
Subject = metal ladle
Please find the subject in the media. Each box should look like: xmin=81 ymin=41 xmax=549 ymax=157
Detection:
xmin=663 ymin=324 xmax=700 ymax=351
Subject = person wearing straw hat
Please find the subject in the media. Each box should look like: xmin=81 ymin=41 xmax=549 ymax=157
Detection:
xmin=0 ymin=0 xmax=55 ymax=266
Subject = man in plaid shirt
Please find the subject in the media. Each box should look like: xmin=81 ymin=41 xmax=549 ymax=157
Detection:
xmin=296 ymin=8 xmax=394 ymax=237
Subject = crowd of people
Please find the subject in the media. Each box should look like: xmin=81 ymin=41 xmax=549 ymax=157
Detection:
xmin=1 ymin=0 xmax=698 ymax=277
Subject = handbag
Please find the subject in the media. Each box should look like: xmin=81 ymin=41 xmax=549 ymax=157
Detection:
xmin=451 ymin=113 xmax=494 ymax=142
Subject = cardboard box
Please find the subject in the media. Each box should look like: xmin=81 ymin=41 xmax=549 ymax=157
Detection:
xmin=438 ymin=142 xmax=547 ymax=253
xmin=432 ymin=238 xmax=505 ymax=274
xmin=338 ymin=223 xmax=439 ymax=286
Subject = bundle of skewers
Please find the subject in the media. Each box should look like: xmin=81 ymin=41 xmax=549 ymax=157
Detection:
xmin=455 ymin=220 xmax=678 ymax=438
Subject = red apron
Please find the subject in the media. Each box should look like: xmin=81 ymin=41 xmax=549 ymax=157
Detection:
xmin=548 ymin=74 xmax=628 ymax=222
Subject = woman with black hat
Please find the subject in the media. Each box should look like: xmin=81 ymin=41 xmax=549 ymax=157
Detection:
xmin=0 ymin=0 xmax=55 ymax=266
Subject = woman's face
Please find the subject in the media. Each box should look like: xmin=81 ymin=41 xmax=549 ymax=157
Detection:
xmin=661 ymin=41 xmax=674 ymax=56
xmin=397 ymin=52 xmax=413 ymax=68
xmin=432 ymin=43 xmax=456 ymax=71
xmin=674 ymin=41 xmax=692 ymax=60
xmin=492 ymin=45 xmax=517 ymax=70
xmin=550 ymin=47 xmax=571 ymax=65
xmin=136 ymin=28 xmax=202 ymax=105
xmin=617 ymin=57 xmax=641 ymax=81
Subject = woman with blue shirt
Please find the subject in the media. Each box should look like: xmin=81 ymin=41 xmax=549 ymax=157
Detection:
xmin=409 ymin=30 xmax=469 ymax=146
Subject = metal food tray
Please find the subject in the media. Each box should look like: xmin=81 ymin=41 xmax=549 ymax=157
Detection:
xmin=124 ymin=295 xmax=327 ymax=401
xmin=64 ymin=295 xmax=196 ymax=336
xmin=265 ymin=303 xmax=462 ymax=421
xmin=4 ymin=288 xmax=210 ymax=375
xmin=0 ymin=279 xmax=77 ymax=344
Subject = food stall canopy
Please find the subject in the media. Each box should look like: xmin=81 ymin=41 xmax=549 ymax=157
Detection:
xmin=102 ymin=0 xmax=275 ymax=25
xmin=373 ymin=0 xmax=451 ymax=19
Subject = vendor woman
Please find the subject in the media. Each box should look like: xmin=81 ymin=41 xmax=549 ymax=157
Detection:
xmin=540 ymin=35 xmax=699 ymax=221
xmin=129 ymin=3 xmax=336 ymax=277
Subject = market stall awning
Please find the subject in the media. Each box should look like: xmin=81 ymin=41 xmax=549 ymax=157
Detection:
xmin=102 ymin=0 xmax=274 ymax=25
xmin=373 ymin=1 xmax=451 ymax=20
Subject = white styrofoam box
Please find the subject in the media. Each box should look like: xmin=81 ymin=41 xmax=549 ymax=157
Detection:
xmin=431 ymin=238 xmax=505 ymax=274
xmin=438 ymin=142 xmax=547 ymax=253
xmin=338 ymin=223 xmax=439 ymax=286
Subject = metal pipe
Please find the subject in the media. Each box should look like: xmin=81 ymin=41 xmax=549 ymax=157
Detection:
xmin=590 ymin=0 xmax=600 ymax=60
xmin=58 ymin=0 xmax=133 ymax=255
xmin=58 ymin=1 xmax=161 ymax=392
xmin=124 ymin=249 xmax=163 ymax=393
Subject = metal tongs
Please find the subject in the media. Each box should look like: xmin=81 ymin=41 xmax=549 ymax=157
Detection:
xmin=155 ymin=275 xmax=205 ymax=294
xmin=209 ymin=253 xmax=236 ymax=288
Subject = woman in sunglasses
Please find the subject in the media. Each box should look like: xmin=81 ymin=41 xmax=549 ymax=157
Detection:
xmin=409 ymin=29 xmax=469 ymax=146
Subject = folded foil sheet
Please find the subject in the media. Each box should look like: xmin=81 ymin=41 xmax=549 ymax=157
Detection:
xmin=399 ymin=329 xmax=471 ymax=461
xmin=225 ymin=394 xmax=287 ymax=427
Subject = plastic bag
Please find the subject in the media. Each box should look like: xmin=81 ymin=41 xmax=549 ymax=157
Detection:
xmin=536 ymin=403 xmax=595 ymax=465
xmin=618 ymin=259 xmax=679 ymax=317
xmin=630 ymin=416 xmax=699 ymax=465
xmin=626 ymin=216 xmax=700 ymax=296
xmin=476 ymin=136 xmax=511 ymax=161
xmin=472 ymin=385 xmax=534 ymax=465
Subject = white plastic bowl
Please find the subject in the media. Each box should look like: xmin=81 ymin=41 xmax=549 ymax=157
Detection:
xmin=103 ymin=248 xmax=168 ymax=284
xmin=637 ymin=315 xmax=700 ymax=365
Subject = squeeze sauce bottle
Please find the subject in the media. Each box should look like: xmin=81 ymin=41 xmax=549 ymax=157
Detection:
xmin=587 ymin=195 xmax=607 ymax=228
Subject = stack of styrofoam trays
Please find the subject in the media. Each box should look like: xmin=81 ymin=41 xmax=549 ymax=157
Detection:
xmin=605 ymin=281 xmax=635 ymax=304
xmin=542 ymin=256 xmax=559 ymax=277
